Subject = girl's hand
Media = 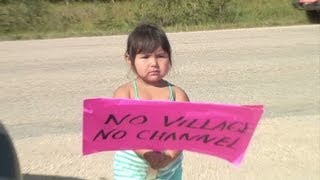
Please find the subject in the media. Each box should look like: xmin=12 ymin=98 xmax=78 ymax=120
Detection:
xmin=143 ymin=150 xmax=182 ymax=169
xmin=163 ymin=150 xmax=182 ymax=160
xmin=143 ymin=151 xmax=165 ymax=169
xmin=134 ymin=150 xmax=165 ymax=169
xmin=156 ymin=150 xmax=182 ymax=168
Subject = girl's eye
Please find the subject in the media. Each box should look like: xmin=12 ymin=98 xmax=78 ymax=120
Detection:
xmin=140 ymin=55 xmax=149 ymax=59
xmin=157 ymin=54 xmax=168 ymax=58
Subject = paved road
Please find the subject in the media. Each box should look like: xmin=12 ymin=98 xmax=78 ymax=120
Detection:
xmin=0 ymin=25 xmax=319 ymax=179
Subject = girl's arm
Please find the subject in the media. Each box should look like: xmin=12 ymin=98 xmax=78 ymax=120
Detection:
xmin=113 ymin=85 xmax=160 ymax=167
xmin=113 ymin=84 xmax=190 ymax=169
xmin=167 ymin=85 xmax=190 ymax=158
xmin=154 ymin=86 xmax=190 ymax=169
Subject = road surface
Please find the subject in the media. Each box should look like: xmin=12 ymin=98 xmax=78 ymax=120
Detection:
xmin=0 ymin=25 xmax=319 ymax=180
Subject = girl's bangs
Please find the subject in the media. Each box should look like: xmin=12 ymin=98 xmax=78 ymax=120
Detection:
xmin=136 ymin=38 xmax=162 ymax=54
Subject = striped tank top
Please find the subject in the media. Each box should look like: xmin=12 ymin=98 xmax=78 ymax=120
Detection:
xmin=113 ymin=80 xmax=183 ymax=180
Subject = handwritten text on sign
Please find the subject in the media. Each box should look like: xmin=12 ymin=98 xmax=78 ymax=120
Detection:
xmin=82 ymin=98 xmax=263 ymax=165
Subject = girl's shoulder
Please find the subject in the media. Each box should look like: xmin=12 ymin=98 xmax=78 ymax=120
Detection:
xmin=169 ymin=83 xmax=190 ymax=102
xmin=113 ymin=82 xmax=133 ymax=99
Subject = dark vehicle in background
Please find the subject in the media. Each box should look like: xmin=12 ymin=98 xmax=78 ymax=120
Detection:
xmin=0 ymin=122 xmax=21 ymax=180
xmin=293 ymin=0 xmax=320 ymax=23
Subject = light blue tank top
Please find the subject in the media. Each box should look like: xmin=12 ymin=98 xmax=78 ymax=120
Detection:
xmin=133 ymin=79 xmax=175 ymax=101
xmin=113 ymin=80 xmax=183 ymax=180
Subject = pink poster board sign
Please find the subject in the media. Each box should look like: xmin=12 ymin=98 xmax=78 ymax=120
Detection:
xmin=83 ymin=98 xmax=264 ymax=166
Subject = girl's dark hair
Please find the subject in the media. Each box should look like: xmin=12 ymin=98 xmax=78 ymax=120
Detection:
xmin=125 ymin=23 xmax=172 ymax=72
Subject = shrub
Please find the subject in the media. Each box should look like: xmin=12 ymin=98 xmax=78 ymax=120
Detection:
xmin=133 ymin=0 xmax=236 ymax=27
xmin=0 ymin=0 xmax=50 ymax=33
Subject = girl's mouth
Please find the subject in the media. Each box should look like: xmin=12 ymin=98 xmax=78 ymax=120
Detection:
xmin=149 ymin=70 xmax=160 ymax=75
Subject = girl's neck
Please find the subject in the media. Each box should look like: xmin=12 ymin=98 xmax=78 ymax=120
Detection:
xmin=136 ymin=78 xmax=167 ymax=88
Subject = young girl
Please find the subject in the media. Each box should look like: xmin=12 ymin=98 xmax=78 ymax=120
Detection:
xmin=112 ymin=23 xmax=190 ymax=180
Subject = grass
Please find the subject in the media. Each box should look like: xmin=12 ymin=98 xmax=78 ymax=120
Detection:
xmin=0 ymin=0 xmax=311 ymax=41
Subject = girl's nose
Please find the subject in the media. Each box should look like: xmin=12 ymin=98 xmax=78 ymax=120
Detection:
xmin=149 ymin=56 xmax=158 ymax=66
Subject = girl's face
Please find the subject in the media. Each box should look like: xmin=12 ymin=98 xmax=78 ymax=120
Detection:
xmin=133 ymin=47 xmax=170 ymax=83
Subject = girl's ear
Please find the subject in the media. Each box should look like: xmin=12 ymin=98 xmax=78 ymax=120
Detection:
xmin=124 ymin=53 xmax=131 ymax=65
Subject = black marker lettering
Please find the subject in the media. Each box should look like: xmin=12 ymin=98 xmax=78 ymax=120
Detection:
xmin=186 ymin=119 xmax=199 ymax=129
xmin=164 ymin=116 xmax=185 ymax=127
xmin=196 ymin=135 xmax=217 ymax=144
xmin=104 ymin=114 xmax=131 ymax=125
xmin=179 ymin=133 xmax=200 ymax=141
xmin=137 ymin=130 xmax=150 ymax=140
xmin=164 ymin=132 xmax=177 ymax=141
xmin=227 ymin=137 xmax=240 ymax=149
xmin=150 ymin=131 xmax=167 ymax=140
xmin=112 ymin=130 xmax=127 ymax=139
xmin=214 ymin=137 xmax=231 ymax=146
xmin=129 ymin=115 xmax=147 ymax=125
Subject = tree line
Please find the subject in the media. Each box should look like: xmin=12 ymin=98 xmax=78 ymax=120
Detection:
xmin=0 ymin=0 xmax=122 ymax=4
